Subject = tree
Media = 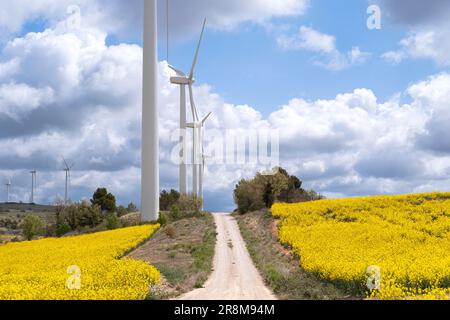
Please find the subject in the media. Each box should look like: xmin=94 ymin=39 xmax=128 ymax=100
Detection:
xmin=64 ymin=204 xmax=80 ymax=230
xmin=160 ymin=189 xmax=181 ymax=211
xmin=233 ymin=167 xmax=321 ymax=214
xmin=78 ymin=202 xmax=103 ymax=228
xmin=91 ymin=188 xmax=116 ymax=213
xmin=22 ymin=215 xmax=45 ymax=241
xmin=60 ymin=202 xmax=104 ymax=230
xmin=233 ymin=179 xmax=264 ymax=214
xmin=117 ymin=205 xmax=128 ymax=217
xmin=127 ymin=202 xmax=138 ymax=213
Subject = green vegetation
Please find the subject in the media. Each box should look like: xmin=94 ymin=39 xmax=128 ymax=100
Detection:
xmin=116 ymin=205 xmax=128 ymax=217
xmin=105 ymin=213 xmax=121 ymax=230
xmin=234 ymin=167 xmax=324 ymax=214
xmin=126 ymin=202 xmax=138 ymax=213
xmin=159 ymin=190 xmax=202 ymax=215
xmin=22 ymin=215 xmax=45 ymax=241
xmin=160 ymin=189 xmax=181 ymax=211
xmin=91 ymin=187 xmax=116 ymax=213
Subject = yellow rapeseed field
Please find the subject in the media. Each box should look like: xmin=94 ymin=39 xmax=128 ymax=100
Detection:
xmin=0 ymin=225 xmax=160 ymax=300
xmin=272 ymin=193 xmax=450 ymax=300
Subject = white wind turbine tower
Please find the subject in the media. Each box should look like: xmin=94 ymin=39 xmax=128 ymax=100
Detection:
xmin=198 ymin=113 xmax=212 ymax=209
xmin=169 ymin=19 xmax=207 ymax=195
xmin=5 ymin=179 xmax=11 ymax=203
xmin=187 ymin=104 xmax=212 ymax=208
xmin=62 ymin=158 xmax=74 ymax=205
xmin=30 ymin=170 xmax=37 ymax=204
xmin=141 ymin=0 xmax=159 ymax=222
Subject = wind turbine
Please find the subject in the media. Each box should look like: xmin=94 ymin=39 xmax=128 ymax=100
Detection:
xmin=169 ymin=18 xmax=207 ymax=195
xmin=5 ymin=179 xmax=11 ymax=203
xmin=186 ymin=85 xmax=212 ymax=203
xmin=198 ymin=113 xmax=212 ymax=210
xmin=62 ymin=158 xmax=74 ymax=205
xmin=142 ymin=0 xmax=159 ymax=222
xmin=30 ymin=170 xmax=37 ymax=204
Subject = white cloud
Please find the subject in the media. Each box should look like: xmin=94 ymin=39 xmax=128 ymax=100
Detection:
xmin=277 ymin=26 xmax=370 ymax=71
xmin=278 ymin=26 xmax=335 ymax=53
xmin=382 ymin=30 xmax=450 ymax=66
xmin=0 ymin=83 xmax=54 ymax=120
xmin=0 ymin=0 xmax=309 ymax=41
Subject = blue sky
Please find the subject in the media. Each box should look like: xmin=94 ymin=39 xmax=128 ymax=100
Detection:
xmin=0 ymin=0 xmax=450 ymax=211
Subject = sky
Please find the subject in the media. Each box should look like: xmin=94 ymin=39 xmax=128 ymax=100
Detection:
xmin=0 ymin=0 xmax=450 ymax=211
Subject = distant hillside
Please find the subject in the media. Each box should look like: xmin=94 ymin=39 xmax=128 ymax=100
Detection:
xmin=0 ymin=203 xmax=56 ymax=213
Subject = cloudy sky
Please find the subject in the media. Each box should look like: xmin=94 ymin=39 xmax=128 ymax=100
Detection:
xmin=0 ymin=0 xmax=449 ymax=211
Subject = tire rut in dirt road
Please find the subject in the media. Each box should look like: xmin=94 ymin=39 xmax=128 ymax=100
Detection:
xmin=179 ymin=213 xmax=276 ymax=300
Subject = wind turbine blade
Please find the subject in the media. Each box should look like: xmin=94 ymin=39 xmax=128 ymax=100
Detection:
xmin=201 ymin=112 xmax=212 ymax=125
xmin=188 ymin=83 xmax=199 ymax=122
xmin=168 ymin=64 xmax=186 ymax=77
xmin=189 ymin=18 xmax=206 ymax=80
xmin=62 ymin=156 xmax=69 ymax=169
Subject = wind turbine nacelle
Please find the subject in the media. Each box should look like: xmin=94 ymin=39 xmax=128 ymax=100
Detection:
xmin=170 ymin=76 xmax=193 ymax=85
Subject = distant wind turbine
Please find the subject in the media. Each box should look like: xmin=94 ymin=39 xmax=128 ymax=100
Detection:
xmin=62 ymin=157 xmax=74 ymax=205
xmin=5 ymin=179 xmax=11 ymax=203
xmin=198 ymin=113 xmax=212 ymax=210
xmin=30 ymin=170 xmax=37 ymax=204
xmin=169 ymin=18 xmax=207 ymax=195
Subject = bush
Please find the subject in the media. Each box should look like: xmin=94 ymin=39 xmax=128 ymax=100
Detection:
xmin=78 ymin=203 xmax=103 ymax=228
xmin=234 ymin=167 xmax=323 ymax=214
xmin=164 ymin=225 xmax=176 ymax=239
xmin=117 ymin=205 xmax=128 ymax=217
xmin=56 ymin=224 xmax=72 ymax=237
xmin=105 ymin=213 xmax=121 ymax=230
xmin=176 ymin=194 xmax=202 ymax=213
xmin=157 ymin=212 xmax=168 ymax=226
xmin=234 ymin=179 xmax=265 ymax=214
xmin=57 ymin=202 xmax=105 ymax=232
xmin=22 ymin=215 xmax=45 ymax=241
xmin=170 ymin=205 xmax=181 ymax=220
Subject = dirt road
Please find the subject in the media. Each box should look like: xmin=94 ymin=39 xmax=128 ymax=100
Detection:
xmin=179 ymin=213 xmax=276 ymax=300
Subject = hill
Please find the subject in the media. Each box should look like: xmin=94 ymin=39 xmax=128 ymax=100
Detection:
xmin=0 ymin=203 xmax=55 ymax=214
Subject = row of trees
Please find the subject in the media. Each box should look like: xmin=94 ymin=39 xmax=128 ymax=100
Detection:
xmin=159 ymin=189 xmax=202 ymax=212
xmin=22 ymin=188 xmax=139 ymax=240
xmin=234 ymin=167 xmax=324 ymax=214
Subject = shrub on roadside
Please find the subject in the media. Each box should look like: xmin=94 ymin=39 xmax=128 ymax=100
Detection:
xmin=234 ymin=167 xmax=324 ymax=214
xmin=177 ymin=194 xmax=202 ymax=213
xmin=157 ymin=212 xmax=168 ymax=226
xmin=164 ymin=225 xmax=176 ymax=239
xmin=170 ymin=205 xmax=181 ymax=220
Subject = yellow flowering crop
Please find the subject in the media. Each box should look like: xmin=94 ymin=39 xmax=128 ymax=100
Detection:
xmin=273 ymin=193 xmax=450 ymax=300
xmin=0 ymin=225 xmax=160 ymax=300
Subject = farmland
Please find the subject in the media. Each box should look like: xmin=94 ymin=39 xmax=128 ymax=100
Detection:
xmin=0 ymin=225 xmax=160 ymax=300
xmin=272 ymin=193 xmax=450 ymax=300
